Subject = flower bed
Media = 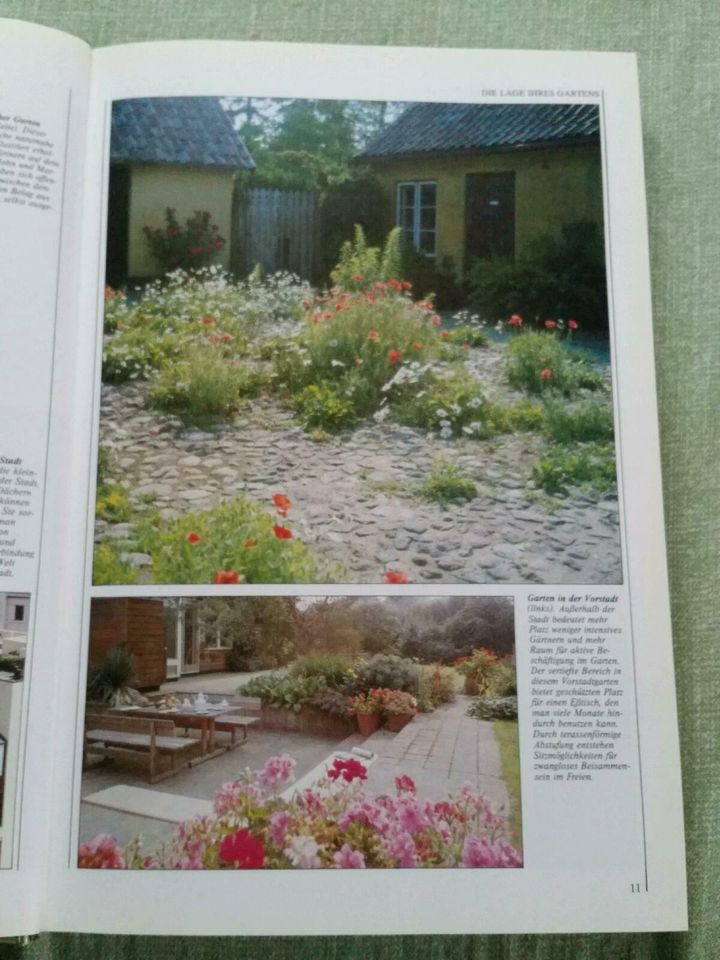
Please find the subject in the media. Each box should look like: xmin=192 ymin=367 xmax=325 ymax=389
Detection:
xmin=78 ymin=754 xmax=521 ymax=869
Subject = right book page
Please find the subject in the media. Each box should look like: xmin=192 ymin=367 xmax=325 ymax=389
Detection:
xmin=45 ymin=41 xmax=686 ymax=935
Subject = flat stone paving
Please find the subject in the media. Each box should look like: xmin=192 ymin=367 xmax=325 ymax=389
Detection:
xmin=95 ymin=341 xmax=622 ymax=585
xmin=357 ymin=695 xmax=510 ymax=815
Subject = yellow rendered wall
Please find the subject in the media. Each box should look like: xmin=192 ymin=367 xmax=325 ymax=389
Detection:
xmin=369 ymin=145 xmax=602 ymax=274
xmin=127 ymin=165 xmax=234 ymax=277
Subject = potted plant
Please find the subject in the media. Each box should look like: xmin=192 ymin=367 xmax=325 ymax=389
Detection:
xmin=454 ymin=648 xmax=499 ymax=697
xmin=87 ymin=646 xmax=140 ymax=707
xmin=381 ymin=689 xmax=418 ymax=732
xmin=348 ymin=689 xmax=384 ymax=736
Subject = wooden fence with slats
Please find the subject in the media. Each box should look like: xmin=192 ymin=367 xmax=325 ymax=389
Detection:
xmin=232 ymin=187 xmax=319 ymax=280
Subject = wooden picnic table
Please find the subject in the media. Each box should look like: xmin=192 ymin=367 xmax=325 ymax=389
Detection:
xmin=108 ymin=703 xmax=246 ymax=759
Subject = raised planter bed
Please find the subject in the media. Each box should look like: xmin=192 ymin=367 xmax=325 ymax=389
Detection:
xmin=259 ymin=704 xmax=355 ymax=739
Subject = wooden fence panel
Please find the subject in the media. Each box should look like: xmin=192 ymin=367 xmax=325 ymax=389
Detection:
xmin=234 ymin=187 xmax=318 ymax=280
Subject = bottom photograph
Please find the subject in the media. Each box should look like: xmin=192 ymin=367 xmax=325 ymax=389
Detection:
xmin=78 ymin=594 xmax=522 ymax=870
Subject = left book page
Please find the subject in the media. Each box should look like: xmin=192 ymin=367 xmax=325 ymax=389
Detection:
xmin=0 ymin=19 xmax=90 ymax=938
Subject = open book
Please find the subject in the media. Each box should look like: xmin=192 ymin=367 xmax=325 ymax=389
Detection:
xmin=0 ymin=18 xmax=686 ymax=937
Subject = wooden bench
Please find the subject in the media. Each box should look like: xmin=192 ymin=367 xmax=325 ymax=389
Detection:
xmin=84 ymin=713 xmax=198 ymax=783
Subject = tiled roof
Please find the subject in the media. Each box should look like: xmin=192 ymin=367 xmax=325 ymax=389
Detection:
xmin=359 ymin=103 xmax=599 ymax=159
xmin=111 ymin=97 xmax=255 ymax=169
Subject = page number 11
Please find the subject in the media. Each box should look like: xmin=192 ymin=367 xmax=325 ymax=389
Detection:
xmin=630 ymin=883 xmax=642 ymax=893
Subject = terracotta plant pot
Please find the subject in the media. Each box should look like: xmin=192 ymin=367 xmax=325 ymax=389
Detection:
xmin=465 ymin=676 xmax=479 ymax=696
xmin=356 ymin=712 xmax=381 ymax=737
xmin=385 ymin=712 xmax=414 ymax=733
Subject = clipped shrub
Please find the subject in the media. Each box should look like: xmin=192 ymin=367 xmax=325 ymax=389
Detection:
xmin=132 ymin=495 xmax=330 ymax=584
xmin=419 ymin=459 xmax=477 ymax=505
xmin=532 ymin=442 xmax=616 ymax=494
xmin=353 ymin=653 xmax=419 ymax=696
xmin=467 ymin=696 xmax=519 ymax=721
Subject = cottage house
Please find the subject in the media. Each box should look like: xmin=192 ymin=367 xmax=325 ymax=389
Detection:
xmin=106 ymin=97 xmax=255 ymax=286
xmin=358 ymin=102 xmax=602 ymax=275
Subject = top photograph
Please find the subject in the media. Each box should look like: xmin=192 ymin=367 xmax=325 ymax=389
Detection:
xmin=93 ymin=95 xmax=622 ymax=586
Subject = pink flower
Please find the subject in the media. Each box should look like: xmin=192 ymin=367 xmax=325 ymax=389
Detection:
xmin=544 ymin=319 xmax=557 ymax=329
xmin=507 ymin=314 xmax=523 ymax=327
xmin=333 ymin=844 xmax=366 ymax=868
xmin=462 ymin=834 xmax=523 ymax=868
xmin=258 ymin=754 xmax=296 ymax=790
xmin=539 ymin=368 xmax=552 ymax=381
xmin=78 ymin=834 xmax=124 ymax=869
xmin=269 ymin=811 xmax=292 ymax=846
xmin=395 ymin=774 xmax=416 ymax=795
xmin=568 ymin=319 xmax=578 ymax=330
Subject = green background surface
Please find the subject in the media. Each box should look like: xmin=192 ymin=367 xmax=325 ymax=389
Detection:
xmin=1 ymin=1 xmax=718 ymax=958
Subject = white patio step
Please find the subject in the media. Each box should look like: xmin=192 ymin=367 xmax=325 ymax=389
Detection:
xmin=82 ymin=784 xmax=213 ymax=823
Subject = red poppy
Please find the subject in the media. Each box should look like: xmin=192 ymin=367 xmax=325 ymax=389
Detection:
xmin=508 ymin=314 xmax=523 ymax=327
xmin=214 ymin=570 xmax=241 ymax=584
xmin=388 ymin=349 xmax=403 ymax=364
xmin=218 ymin=829 xmax=265 ymax=869
xmin=540 ymin=368 xmax=552 ymax=380
xmin=272 ymin=493 xmax=292 ymax=516
xmin=384 ymin=570 xmax=409 ymax=584
xmin=440 ymin=331 xmax=450 ymax=340
xmin=412 ymin=341 xmax=423 ymax=350
xmin=202 ymin=315 xmax=215 ymax=325
xmin=402 ymin=280 xmax=412 ymax=290
xmin=544 ymin=320 xmax=557 ymax=330
xmin=186 ymin=532 xmax=201 ymax=545
xmin=352 ymin=273 xmax=364 ymax=282
xmin=367 ymin=330 xmax=380 ymax=341
xmin=273 ymin=524 xmax=293 ymax=540
xmin=219 ymin=332 xmax=232 ymax=343
xmin=568 ymin=319 xmax=578 ymax=330
xmin=244 ymin=539 xmax=256 ymax=549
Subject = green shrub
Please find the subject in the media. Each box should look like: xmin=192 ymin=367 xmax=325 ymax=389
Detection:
xmin=499 ymin=400 xmax=545 ymax=433
xmin=95 ymin=486 xmax=132 ymax=523
xmin=417 ymin=664 xmax=457 ymax=711
xmin=467 ymin=220 xmax=608 ymax=333
xmin=147 ymin=349 xmax=266 ymax=425
xmin=391 ymin=368 xmax=496 ymax=440
xmin=289 ymin=653 xmax=357 ymax=690
xmin=467 ymin=696 xmax=519 ymax=721
xmin=293 ymin=381 xmax=358 ymax=430
xmin=133 ymin=495 xmax=329 ymax=584
xmin=400 ymin=250 xmax=464 ymax=309
xmin=238 ymin=673 xmax=326 ymax=712
xmin=0 ymin=654 xmax=24 ymax=680
xmin=305 ymin=689 xmax=353 ymax=717
xmin=353 ymin=653 xmax=419 ymax=695
xmin=103 ymin=327 xmax=181 ymax=383
xmin=543 ymin=399 xmax=614 ymax=443
xmin=506 ymin=331 xmax=581 ymax=396
xmin=330 ymin=225 xmax=403 ymax=290
xmin=419 ymin=459 xmax=477 ymax=505
xmin=532 ymin=442 xmax=616 ymax=494
xmin=92 ymin=544 xmax=138 ymax=585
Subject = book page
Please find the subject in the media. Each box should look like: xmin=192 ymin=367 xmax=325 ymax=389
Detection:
xmin=0 ymin=19 xmax=91 ymax=937
xmin=45 ymin=39 xmax=685 ymax=935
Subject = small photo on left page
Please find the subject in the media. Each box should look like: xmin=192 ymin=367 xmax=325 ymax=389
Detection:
xmin=0 ymin=590 xmax=31 ymax=868
xmin=91 ymin=95 xmax=621 ymax=588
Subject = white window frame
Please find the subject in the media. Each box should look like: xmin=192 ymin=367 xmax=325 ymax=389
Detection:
xmin=396 ymin=180 xmax=437 ymax=257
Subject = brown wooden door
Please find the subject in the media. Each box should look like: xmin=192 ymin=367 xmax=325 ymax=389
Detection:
xmin=465 ymin=172 xmax=515 ymax=264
